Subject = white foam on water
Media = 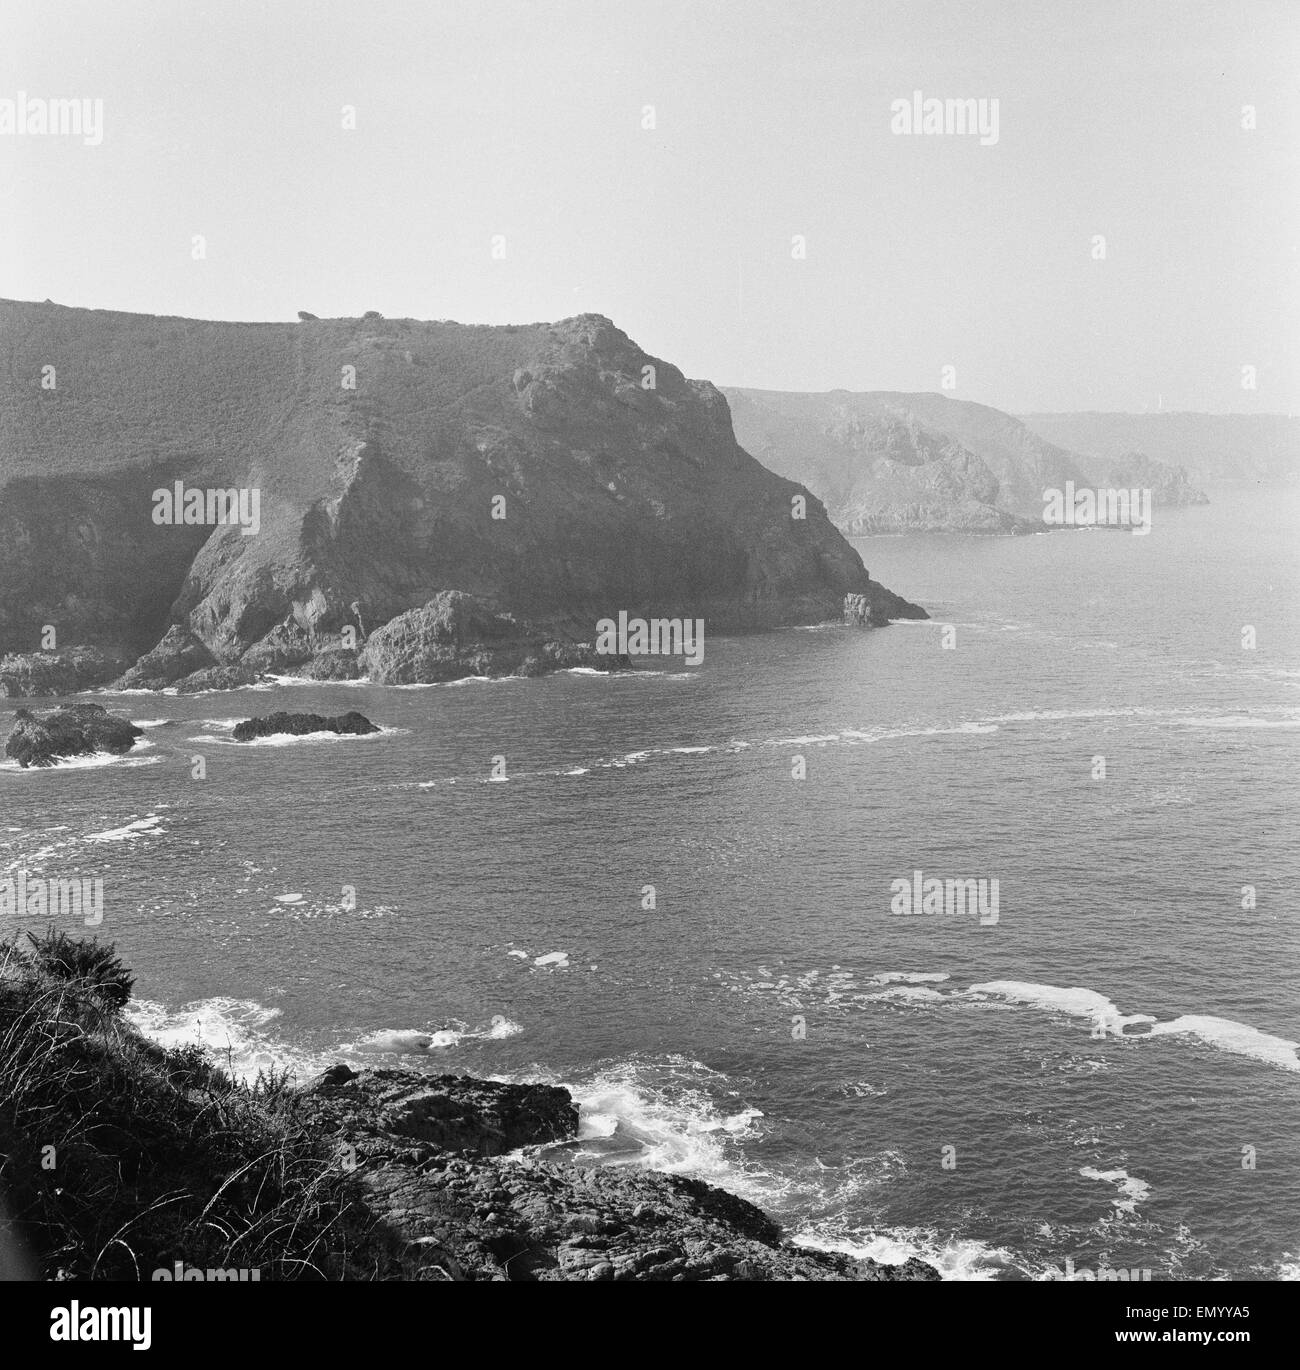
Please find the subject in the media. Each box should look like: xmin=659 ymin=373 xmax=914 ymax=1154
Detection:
xmin=343 ymin=1016 xmax=524 ymax=1055
xmin=83 ymin=814 xmax=167 ymax=842
xmin=1147 ymin=1016 xmax=1300 ymax=1072
xmin=563 ymin=1066 xmax=766 ymax=1189
xmin=869 ymin=972 xmax=951 ymax=986
xmin=968 ymin=981 xmax=1298 ymax=1074
xmin=347 ymin=1028 xmax=445 ymax=1053
xmin=435 ymin=674 xmax=525 ymax=688
xmin=1170 ymin=714 xmax=1300 ymax=729
xmin=987 ymin=706 xmax=1165 ymax=724
xmin=187 ymin=725 xmax=399 ymax=747
xmin=1 ymin=749 xmax=162 ymax=773
xmin=792 ymin=1227 xmax=1019 ymax=1281
xmin=1080 ymin=1166 xmax=1153 ymax=1215
xmin=869 ymin=986 xmax=946 ymax=1003
xmin=127 ymin=996 xmax=319 ymax=1083
xmin=266 ymin=674 xmax=373 ymax=687
xmin=130 ymin=718 xmax=171 ymax=728
xmin=967 ymin=981 xmax=1155 ymax=1036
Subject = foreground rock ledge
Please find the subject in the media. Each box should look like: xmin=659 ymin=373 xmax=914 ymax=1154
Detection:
xmin=298 ymin=1066 xmax=940 ymax=1282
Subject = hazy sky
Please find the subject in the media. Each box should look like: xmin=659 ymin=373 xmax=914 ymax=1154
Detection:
xmin=2 ymin=0 xmax=1296 ymax=412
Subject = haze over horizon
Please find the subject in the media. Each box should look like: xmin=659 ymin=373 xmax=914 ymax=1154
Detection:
xmin=2 ymin=0 xmax=1296 ymax=413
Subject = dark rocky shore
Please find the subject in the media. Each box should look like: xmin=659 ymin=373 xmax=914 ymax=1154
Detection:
xmin=0 ymin=936 xmax=937 ymax=1282
xmin=294 ymin=1065 xmax=937 ymax=1282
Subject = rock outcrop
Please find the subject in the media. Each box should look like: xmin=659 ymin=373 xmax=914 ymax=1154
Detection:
xmin=231 ymin=710 xmax=379 ymax=742
xmin=725 ymin=387 xmax=1208 ymax=534
xmin=0 ymin=300 xmax=927 ymax=687
xmin=298 ymin=1065 xmax=940 ymax=1282
xmin=0 ymin=646 xmax=130 ymax=698
xmin=4 ymin=702 xmax=143 ymax=768
xmin=112 ymin=625 xmax=218 ymax=691
xmin=359 ymin=591 xmax=630 ymax=684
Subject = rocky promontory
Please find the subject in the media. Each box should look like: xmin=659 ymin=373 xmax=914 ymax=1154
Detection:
xmin=295 ymin=1065 xmax=939 ymax=1282
xmin=4 ymin=702 xmax=143 ymax=768
xmin=0 ymin=301 xmax=926 ymax=689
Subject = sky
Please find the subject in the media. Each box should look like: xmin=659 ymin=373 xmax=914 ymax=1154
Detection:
xmin=1 ymin=0 xmax=1296 ymax=412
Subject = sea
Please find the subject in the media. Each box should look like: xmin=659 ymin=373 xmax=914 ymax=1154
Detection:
xmin=3 ymin=485 xmax=1297 ymax=1281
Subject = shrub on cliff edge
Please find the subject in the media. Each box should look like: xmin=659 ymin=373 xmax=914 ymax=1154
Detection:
xmin=0 ymin=936 xmax=381 ymax=1280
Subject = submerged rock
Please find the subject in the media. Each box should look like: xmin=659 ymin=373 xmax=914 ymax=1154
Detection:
xmin=4 ymin=702 xmax=143 ymax=768
xmin=231 ymin=710 xmax=379 ymax=742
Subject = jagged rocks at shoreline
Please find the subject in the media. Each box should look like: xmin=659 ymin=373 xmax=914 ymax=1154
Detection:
xmin=359 ymin=591 xmax=631 ymax=684
xmin=295 ymin=1065 xmax=939 ymax=1282
xmin=0 ymin=646 xmax=131 ymax=699
xmin=108 ymin=625 xmax=269 ymax=693
xmin=231 ymin=710 xmax=380 ymax=742
xmin=4 ymin=702 xmax=143 ymax=768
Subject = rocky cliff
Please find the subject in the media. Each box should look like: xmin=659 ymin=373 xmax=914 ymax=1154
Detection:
xmin=724 ymin=388 xmax=1208 ymax=534
xmin=0 ymin=301 xmax=925 ymax=692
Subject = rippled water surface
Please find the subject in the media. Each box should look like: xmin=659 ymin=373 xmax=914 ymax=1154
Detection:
xmin=4 ymin=487 xmax=1297 ymax=1279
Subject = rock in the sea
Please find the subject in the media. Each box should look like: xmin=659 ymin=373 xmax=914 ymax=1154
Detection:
xmin=231 ymin=710 xmax=379 ymax=742
xmin=359 ymin=591 xmax=629 ymax=684
xmin=843 ymin=583 xmax=927 ymax=627
xmin=5 ymin=702 xmax=143 ymax=768
xmin=297 ymin=1066 xmax=941 ymax=1282
xmin=0 ymin=646 xmax=131 ymax=698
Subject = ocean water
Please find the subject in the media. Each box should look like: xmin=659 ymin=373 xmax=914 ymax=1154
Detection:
xmin=3 ymin=486 xmax=1297 ymax=1281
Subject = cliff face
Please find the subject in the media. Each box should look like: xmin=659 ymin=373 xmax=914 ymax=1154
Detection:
xmin=0 ymin=301 xmax=925 ymax=685
xmin=724 ymin=388 xmax=1208 ymax=535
